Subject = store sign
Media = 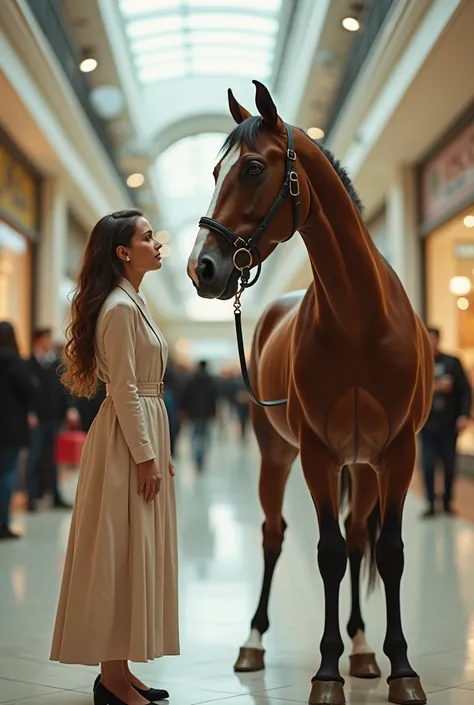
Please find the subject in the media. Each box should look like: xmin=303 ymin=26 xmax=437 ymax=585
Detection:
xmin=0 ymin=143 xmax=38 ymax=232
xmin=421 ymin=120 xmax=474 ymax=226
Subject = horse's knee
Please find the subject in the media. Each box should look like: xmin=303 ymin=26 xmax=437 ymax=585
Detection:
xmin=318 ymin=511 xmax=347 ymax=583
xmin=262 ymin=517 xmax=287 ymax=551
xmin=375 ymin=510 xmax=404 ymax=582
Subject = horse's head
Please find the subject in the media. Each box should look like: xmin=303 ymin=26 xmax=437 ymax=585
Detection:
xmin=187 ymin=81 xmax=306 ymax=300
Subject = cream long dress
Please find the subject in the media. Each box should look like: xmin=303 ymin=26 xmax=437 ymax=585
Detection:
xmin=50 ymin=277 xmax=179 ymax=666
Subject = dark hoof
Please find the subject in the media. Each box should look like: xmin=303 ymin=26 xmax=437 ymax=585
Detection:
xmin=349 ymin=652 xmax=381 ymax=679
xmin=309 ymin=680 xmax=345 ymax=705
xmin=233 ymin=646 xmax=265 ymax=672
xmin=388 ymin=677 xmax=427 ymax=704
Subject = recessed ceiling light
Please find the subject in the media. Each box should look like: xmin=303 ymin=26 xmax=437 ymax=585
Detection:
xmin=457 ymin=297 xmax=469 ymax=311
xmin=79 ymin=57 xmax=98 ymax=73
xmin=342 ymin=17 xmax=360 ymax=31
xmin=464 ymin=215 xmax=474 ymax=228
xmin=307 ymin=127 xmax=325 ymax=140
xmin=127 ymin=173 xmax=145 ymax=188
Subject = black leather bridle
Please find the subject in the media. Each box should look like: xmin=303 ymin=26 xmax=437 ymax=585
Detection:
xmin=198 ymin=122 xmax=301 ymax=407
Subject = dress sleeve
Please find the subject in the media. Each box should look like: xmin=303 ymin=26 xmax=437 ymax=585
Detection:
xmin=101 ymin=302 xmax=155 ymax=464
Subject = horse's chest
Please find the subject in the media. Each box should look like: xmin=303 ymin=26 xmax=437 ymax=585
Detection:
xmin=290 ymin=337 xmax=419 ymax=431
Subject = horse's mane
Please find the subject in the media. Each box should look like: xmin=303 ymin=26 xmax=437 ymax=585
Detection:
xmin=220 ymin=117 xmax=364 ymax=215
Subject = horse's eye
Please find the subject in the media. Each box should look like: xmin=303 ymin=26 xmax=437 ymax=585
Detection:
xmin=247 ymin=163 xmax=263 ymax=176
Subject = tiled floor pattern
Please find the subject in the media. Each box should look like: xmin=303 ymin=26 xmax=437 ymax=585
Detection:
xmin=1 ymin=427 xmax=474 ymax=704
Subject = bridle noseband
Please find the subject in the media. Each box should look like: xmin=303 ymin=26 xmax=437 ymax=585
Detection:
xmin=198 ymin=122 xmax=301 ymax=407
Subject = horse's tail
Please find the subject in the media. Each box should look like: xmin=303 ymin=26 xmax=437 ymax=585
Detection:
xmin=339 ymin=466 xmax=381 ymax=595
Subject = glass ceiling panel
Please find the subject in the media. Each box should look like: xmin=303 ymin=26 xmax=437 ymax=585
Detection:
xmin=155 ymin=132 xmax=227 ymax=246
xmin=118 ymin=0 xmax=283 ymax=84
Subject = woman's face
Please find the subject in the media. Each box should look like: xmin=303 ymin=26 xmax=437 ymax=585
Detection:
xmin=126 ymin=217 xmax=163 ymax=273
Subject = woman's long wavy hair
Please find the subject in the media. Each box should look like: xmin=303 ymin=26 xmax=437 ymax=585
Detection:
xmin=62 ymin=208 xmax=143 ymax=398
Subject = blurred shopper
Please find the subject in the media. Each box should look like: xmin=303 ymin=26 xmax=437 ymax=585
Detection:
xmin=420 ymin=327 xmax=472 ymax=517
xmin=181 ymin=360 xmax=218 ymax=471
xmin=163 ymin=361 xmax=179 ymax=457
xmin=233 ymin=377 xmax=250 ymax=441
xmin=25 ymin=327 xmax=79 ymax=511
xmin=0 ymin=322 xmax=39 ymax=540
xmin=49 ymin=209 xmax=177 ymax=705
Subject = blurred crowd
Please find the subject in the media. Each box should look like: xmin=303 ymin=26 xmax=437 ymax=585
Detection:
xmin=0 ymin=319 xmax=250 ymax=540
xmin=2 ymin=316 xmax=471 ymax=542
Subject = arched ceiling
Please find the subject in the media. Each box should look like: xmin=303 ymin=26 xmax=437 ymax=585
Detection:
xmin=62 ymin=0 xmax=364 ymax=321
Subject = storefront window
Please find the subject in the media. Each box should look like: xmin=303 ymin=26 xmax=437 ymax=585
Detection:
xmin=425 ymin=206 xmax=474 ymax=454
xmin=0 ymin=219 xmax=32 ymax=355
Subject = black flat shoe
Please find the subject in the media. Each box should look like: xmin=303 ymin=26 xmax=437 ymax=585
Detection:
xmin=94 ymin=675 xmax=169 ymax=702
xmin=94 ymin=682 xmax=153 ymax=705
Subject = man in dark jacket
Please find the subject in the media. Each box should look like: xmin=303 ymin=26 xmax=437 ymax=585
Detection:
xmin=26 ymin=328 xmax=79 ymax=511
xmin=181 ymin=360 xmax=218 ymax=471
xmin=420 ymin=327 xmax=472 ymax=517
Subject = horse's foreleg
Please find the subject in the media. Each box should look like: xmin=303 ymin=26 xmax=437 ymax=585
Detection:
xmin=345 ymin=464 xmax=381 ymax=679
xmin=301 ymin=435 xmax=347 ymax=705
xmin=375 ymin=428 xmax=427 ymax=704
xmin=234 ymin=451 xmax=296 ymax=672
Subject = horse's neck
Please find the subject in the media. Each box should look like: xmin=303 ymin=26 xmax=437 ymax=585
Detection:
xmin=299 ymin=151 xmax=387 ymax=334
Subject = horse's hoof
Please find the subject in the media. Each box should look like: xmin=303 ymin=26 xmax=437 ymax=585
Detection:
xmin=233 ymin=646 xmax=265 ymax=672
xmin=308 ymin=680 xmax=345 ymax=705
xmin=388 ymin=677 xmax=427 ymax=704
xmin=349 ymin=652 xmax=381 ymax=678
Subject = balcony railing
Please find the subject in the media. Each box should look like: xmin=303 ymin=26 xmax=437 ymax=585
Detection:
xmin=324 ymin=0 xmax=399 ymax=139
xmin=24 ymin=0 xmax=135 ymax=199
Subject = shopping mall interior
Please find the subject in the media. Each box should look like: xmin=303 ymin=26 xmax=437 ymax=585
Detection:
xmin=1 ymin=1 xmax=474 ymax=704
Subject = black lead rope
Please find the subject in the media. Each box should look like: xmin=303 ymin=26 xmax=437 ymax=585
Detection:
xmin=198 ymin=122 xmax=301 ymax=407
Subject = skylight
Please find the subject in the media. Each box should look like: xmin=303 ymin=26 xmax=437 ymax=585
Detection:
xmin=118 ymin=0 xmax=282 ymax=83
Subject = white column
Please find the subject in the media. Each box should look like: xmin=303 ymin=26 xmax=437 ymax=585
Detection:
xmin=36 ymin=178 xmax=68 ymax=340
xmin=386 ymin=166 xmax=422 ymax=314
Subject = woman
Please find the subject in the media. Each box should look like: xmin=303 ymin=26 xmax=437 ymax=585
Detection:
xmin=50 ymin=209 xmax=179 ymax=705
xmin=0 ymin=322 xmax=38 ymax=540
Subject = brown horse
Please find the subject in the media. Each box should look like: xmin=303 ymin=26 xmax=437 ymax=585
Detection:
xmin=187 ymin=81 xmax=433 ymax=705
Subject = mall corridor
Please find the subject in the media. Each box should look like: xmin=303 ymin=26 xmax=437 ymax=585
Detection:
xmin=1 ymin=428 xmax=474 ymax=705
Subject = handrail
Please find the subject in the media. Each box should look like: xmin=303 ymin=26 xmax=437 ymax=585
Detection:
xmin=24 ymin=0 xmax=135 ymax=200
xmin=324 ymin=0 xmax=399 ymax=139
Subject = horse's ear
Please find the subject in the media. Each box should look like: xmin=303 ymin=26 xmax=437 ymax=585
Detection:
xmin=253 ymin=80 xmax=278 ymax=129
xmin=228 ymin=89 xmax=252 ymax=124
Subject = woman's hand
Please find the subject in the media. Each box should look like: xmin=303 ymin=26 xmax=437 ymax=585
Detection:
xmin=137 ymin=459 xmax=162 ymax=503
xmin=169 ymin=458 xmax=176 ymax=477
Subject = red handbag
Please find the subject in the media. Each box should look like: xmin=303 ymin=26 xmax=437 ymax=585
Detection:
xmin=55 ymin=430 xmax=87 ymax=466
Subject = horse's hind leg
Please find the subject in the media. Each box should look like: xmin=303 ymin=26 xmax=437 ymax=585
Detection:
xmin=234 ymin=407 xmax=298 ymax=672
xmin=344 ymin=464 xmax=381 ymax=679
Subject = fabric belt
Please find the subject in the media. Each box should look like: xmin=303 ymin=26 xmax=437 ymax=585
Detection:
xmin=106 ymin=382 xmax=164 ymax=398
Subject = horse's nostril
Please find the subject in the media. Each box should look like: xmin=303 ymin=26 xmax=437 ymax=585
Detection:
xmin=199 ymin=255 xmax=217 ymax=284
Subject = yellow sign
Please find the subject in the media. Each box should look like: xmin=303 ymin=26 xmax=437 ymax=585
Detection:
xmin=0 ymin=142 xmax=38 ymax=232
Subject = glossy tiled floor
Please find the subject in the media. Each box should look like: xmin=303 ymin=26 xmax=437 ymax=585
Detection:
xmin=1 ymin=423 xmax=474 ymax=704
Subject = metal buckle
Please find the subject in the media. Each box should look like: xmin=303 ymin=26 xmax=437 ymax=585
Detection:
xmin=234 ymin=236 xmax=247 ymax=248
xmin=287 ymin=149 xmax=296 ymax=161
xmin=232 ymin=247 xmax=253 ymax=272
xmin=289 ymin=171 xmax=300 ymax=197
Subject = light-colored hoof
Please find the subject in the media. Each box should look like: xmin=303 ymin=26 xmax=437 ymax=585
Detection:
xmin=308 ymin=680 xmax=345 ymax=705
xmin=233 ymin=646 xmax=265 ymax=672
xmin=349 ymin=652 xmax=381 ymax=679
xmin=388 ymin=677 xmax=427 ymax=704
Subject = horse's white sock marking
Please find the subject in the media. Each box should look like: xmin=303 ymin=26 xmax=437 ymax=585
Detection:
xmin=242 ymin=628 xmax=264 ymax=650
xmin=351 ymin=629 xmax=373 ymax=655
